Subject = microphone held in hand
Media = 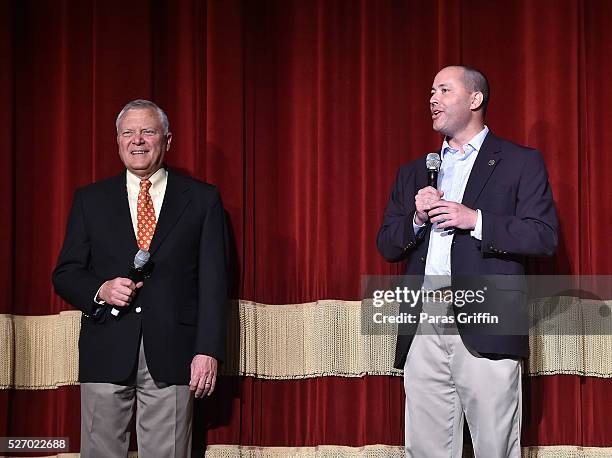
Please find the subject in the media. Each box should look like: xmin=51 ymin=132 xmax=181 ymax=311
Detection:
xmin=426 ymin=152 xmax=441 ymax=189
xmin=128 ymin=249 xmax=150 ymax=283
xmin=111 ymin=249 xmax=151 ymax=318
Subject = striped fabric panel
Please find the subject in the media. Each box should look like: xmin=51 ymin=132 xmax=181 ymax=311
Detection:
xmin=1 ymin=297 xmax=611 ymax=389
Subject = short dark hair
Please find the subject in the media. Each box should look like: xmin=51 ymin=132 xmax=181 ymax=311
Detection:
xmin=461 ymin=66 xmax=490 ymax=116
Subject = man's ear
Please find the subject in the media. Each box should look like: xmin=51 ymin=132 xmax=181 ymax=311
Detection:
xmin=470 ymin=92 xmax=484 ymax=111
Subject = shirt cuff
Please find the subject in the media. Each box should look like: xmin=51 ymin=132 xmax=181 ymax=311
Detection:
xmin=94 ymin=284 xmax=106 ymax=305
xmin=413 ymin=213 xmax=427 ymax=235
xmin=470 ymin=209 xmax=482 ymax=240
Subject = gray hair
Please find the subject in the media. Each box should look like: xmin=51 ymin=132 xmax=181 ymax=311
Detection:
xmin=460 ymin=66 xmax=490 ymax=116
xmin=115 ymin=99 xmax=170 ymax=135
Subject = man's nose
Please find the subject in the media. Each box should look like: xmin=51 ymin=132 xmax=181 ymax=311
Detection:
xmin=430 ymin=93 xmax=438 ymax=105
xmin=131 ymin=133 xmax=144 ymax=144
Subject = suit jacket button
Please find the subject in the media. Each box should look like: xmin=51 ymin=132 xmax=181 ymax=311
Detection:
xmin=419 ymin=256 xmax=425 ymax=263
xmin=135 ymin=307 xmax=142 ymax=313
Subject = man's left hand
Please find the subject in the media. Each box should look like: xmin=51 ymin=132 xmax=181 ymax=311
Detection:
xmin=428 ymin=200 xmax=478 ymax=230
xmin=190 ymin=354 xmax=218 ymax=398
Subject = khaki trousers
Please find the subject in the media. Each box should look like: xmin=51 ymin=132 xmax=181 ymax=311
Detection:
xmin=403 ymin=300 xmax=522 ymax=458
xmin=80 ymin=338 xmax=193 ymax=458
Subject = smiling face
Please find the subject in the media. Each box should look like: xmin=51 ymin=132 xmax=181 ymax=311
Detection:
xmin=429 ymin=66 xmax=483 ymax=141
xmin=117 ymin=108 xmax=172 ymax=179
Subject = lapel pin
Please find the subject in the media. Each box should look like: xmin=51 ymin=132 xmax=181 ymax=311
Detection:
xmin=488 ymin=160 xmax=496 ymax=166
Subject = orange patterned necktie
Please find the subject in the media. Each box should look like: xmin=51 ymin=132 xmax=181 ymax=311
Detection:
xmin=136 ymin=179 xmax=157 ymax=251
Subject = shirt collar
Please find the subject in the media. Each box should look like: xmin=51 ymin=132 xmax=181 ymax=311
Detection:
xmin=441 ymin=125 xmax=489 ymax=159
xmin=126 ymin=167 xmax=166 ymax=193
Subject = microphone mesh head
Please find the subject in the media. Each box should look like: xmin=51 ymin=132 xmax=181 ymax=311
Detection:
xmin=426 ymin=153 xmax=441 ymax=171
xmin=134 ymin=249 xmax=150 ymax=269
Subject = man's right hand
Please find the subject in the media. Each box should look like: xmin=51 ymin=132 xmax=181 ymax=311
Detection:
xmin=98 ymin=278 xmax=143 ymax=307
xmin=414 ymin=186 xmax=444 ymax=225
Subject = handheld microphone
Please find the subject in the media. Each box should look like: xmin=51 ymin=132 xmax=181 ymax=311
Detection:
xmin=111 ymin=249 xmax=150 ymax=318
xmin=426 ymin=153 xmax=441 ymax=189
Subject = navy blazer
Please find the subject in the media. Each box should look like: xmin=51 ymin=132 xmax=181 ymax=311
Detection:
xmin=377 ymin=132 xmax=558 ymax=368
xmin=53 ymin=169 xmax=228 ymax=384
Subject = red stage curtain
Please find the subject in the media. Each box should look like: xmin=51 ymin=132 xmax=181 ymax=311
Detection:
xmin=1 ymin=0 xmax=611 ymax=453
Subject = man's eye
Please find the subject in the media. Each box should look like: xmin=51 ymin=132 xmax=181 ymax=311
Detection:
xmin=122 ymin=131 xmax=133 ymax=136
xmin=441 ymin=88 xmax=448 ymax=93
xmin=143 ymin=130 xmax=156 ymax=136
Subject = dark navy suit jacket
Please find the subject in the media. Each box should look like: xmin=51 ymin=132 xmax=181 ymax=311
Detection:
xmin=376 ymin=132 xmax=558 ymax=369
xmin=53 ymin=169 xmax=228 ymax=384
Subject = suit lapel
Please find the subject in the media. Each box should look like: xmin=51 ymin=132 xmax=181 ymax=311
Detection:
xmin=104 ymin=172 xmax=139 ymax=254
xmin=461 ymin=132 xmax=502 ymax=209
xmin=148 ymin=169 xmax=191 ymax=256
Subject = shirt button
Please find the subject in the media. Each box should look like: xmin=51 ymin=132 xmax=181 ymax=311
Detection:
xmin=135 ymin=307 xmax=142 ymax=313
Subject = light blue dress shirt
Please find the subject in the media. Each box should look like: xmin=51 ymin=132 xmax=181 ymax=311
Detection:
xmin=415 ymin=126 xmax=489 ymax=279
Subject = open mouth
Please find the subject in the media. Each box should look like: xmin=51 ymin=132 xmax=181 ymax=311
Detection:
xmin=431 ymin=110 xmax=442 ymax=119
xmin=130 ymin=150 xmax=149 ymax=155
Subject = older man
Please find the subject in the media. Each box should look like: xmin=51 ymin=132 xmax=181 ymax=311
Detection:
xmin=377 ymin=67 xmax=558 ymax=457
xmin=53 ymin=99 xmax=227 ymax=457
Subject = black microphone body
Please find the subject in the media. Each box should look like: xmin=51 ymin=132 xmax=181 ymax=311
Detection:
xmin=426 ymin=152 xmax=442 ymax=190
xmin=127 ymin=265 xmax=146 ymax=284
xmin=427 ymin=170 xmax=438 ymax=189
xmin=111 ymin=250 xmax=151 ymax=318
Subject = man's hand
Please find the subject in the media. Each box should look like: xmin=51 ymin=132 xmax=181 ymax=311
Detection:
xmin=428 ymin=200 xmax=478 ymax=230
xmin=190 ymin=354 xmax=218 ymax=398
xmin=98 ymin=278 xmax=143 ymax=307
xmin=415 ymin=187 xmax=444 ymax=225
